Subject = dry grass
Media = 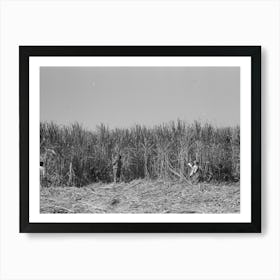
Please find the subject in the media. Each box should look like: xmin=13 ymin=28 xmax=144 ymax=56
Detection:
xmin=40 ymin=179 xmax=240 ymax=214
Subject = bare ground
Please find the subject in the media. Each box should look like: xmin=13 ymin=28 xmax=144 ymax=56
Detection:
xmin=40 ymin=179 xmax=240 ymax=214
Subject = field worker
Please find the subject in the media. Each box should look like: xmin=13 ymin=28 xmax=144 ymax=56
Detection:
xmin=188 ymin=160 xmax=201 ymax=183
xmin=189 ymin=160 xmax=199 ymax=176
xmin=40 ymin=161 xmax=45 ymax=178
xmin=113 ymin=154 xmax=122 ymax=183
xmin=40 ymin=161 xmax=46 ymax=187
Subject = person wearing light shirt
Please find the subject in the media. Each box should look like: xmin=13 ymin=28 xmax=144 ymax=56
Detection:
xmin=188 ymin=160 xmax=199 ymax=177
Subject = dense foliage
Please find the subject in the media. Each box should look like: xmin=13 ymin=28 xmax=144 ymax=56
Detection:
xmin=40 ymin=120 xmax=240 ymax=187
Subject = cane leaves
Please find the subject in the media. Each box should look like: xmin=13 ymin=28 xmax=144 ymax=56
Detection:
xmin=40 ymin=120 xmax=240 ymax=186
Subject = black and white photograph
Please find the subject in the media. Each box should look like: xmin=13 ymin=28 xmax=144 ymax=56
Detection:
xmin=3 ymin=1 xmax=279 ymax=279
xmin=19 ymin=46 xmax=261 ymax=233
xmin=39 ymin=66 xmax=240 ymax=214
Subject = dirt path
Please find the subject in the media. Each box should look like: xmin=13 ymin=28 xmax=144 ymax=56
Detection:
xmin=40 ymin=179 xmax=240 ymax=214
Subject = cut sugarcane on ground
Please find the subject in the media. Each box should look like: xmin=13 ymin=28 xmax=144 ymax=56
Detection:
xmin=40 ymin=179 xmax=240 ymax=214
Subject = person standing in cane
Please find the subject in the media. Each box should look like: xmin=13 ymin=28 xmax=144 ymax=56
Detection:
xmin=113 ymin=153 xmax=122 ymax=183
xmin=188 ymin=160 xmax=201 ymax=184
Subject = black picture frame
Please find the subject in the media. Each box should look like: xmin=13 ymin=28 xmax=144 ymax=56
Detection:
xmin=20 ymin=46 xmax=261 ymax=233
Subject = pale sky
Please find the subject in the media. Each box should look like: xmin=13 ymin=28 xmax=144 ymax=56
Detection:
xmin=40 ymin=67 xmax=240 ymax=129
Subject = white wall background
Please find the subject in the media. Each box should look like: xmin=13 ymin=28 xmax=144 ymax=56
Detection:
xmin=0 ymin=0 xmax=279 ymax=279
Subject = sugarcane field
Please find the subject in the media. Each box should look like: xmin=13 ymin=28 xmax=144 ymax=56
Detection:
xmin=40 ymin=121 xmax=240 ymax=214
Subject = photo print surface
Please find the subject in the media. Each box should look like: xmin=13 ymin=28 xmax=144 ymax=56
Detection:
xmin=39 ymin=66 xmax=240 ymax=215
